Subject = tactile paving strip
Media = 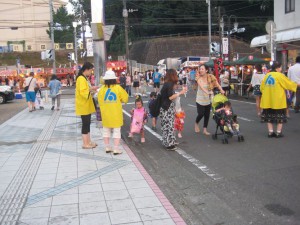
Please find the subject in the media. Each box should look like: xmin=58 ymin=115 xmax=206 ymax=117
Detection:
xmin=0 ymin=110 xmax=61 ymax=225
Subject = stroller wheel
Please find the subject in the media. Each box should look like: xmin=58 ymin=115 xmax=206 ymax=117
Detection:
xmin=238 ymin=136 xmax=241 ymax=142
xmin=240 ymin=135 xmax=245 ymax=142
xmin=222 ymin=138 xmax=228 ymax=144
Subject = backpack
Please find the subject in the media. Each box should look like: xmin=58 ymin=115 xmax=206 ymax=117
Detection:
xmin=149 ymin=93 xmax=162 ymax=117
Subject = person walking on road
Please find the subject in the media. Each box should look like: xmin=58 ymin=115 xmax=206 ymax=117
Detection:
xmin=287 ymin=55 xmax=300 ymax=113
xmin=48 ymin=74 xmax=62 ymax=111
xmin=194 ymin=64 xmax=224 ymax=135
xmin=152 ymin=69 xmax=162 ymax=93
xmin=160 ymin=69 xmax=187 ymax=151
xmin=125 ymin=72 xmax=132 ymax=97
xmin=98 ymin=70 xmax=129 ymax=155
xmin=75 ymin=62 xmax=98 ymax=149
xmin=247 ymin=65 xmax=265 ymax=116
xmin=25 ymin=72 xmax=39 ymax=112
xmin=260 ymin=61 xmax=299 ymax=138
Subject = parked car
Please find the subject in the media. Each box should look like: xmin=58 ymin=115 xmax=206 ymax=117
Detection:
xmin=0 ymin=85 xmax=15 ymax=104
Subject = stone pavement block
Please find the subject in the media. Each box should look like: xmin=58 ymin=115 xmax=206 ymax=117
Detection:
xmin=137 ymin=206 xmax=171 ymax=221
xmin=19 ymin=206 xmax=51 ymax=220
xmin=50 ymin=204 xmax=79 ymax=217
xmin=100 ymin=172 xmax=123 ymax=184
xmin=31 ymin=180 xmax=55 ymax=189
xmin=78 ymin=184 xmax=103 ymax=194
xmin=109 ymin=209 xmax=141 ymax=225
xmin=104 ymin=189 xmax=130 ymax=201
xmin=79 ymin=201 xmax=107 ymax=214
xmin=48 ymin=215 xmax=79 ymax=225
xmin=106 ymin=198 xmax=136 ymax=212
xmin=121 ymin=172 xmax=145 ymax=182
xmin=102 ymin=182 xmax=127 ymax=192
xmin=56 ymin=187 xmax=78 ymax=196
xmin=143 ymin=218 xmax=176 ymax=225
xmin=52 ymin=194 xmax=78 ymax=206
xmin=80 ymin=212 xmax=110 ymax=225
xmin=132 ymin=196 xmax=163 ymax=209
xmin=26 ymin=197 xmax=52 ymax=208
xmin=124 ymin=180 xmax=150 ymax=189
xmin=19 ymin=218 xmax=49 ymax=225
xmin=128 ymin=187 xmax=156 ymax=198
xmin=79 ymin=191 xmax=105 ymax=203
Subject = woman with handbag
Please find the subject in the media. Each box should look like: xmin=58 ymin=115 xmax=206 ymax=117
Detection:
xmin=75 ymin=62 xmax=99 ymax=149
xmin=195 ymin=64 xmax=224 ymax=135
xmin=48 ymin=74 xmax=62 ymax=111
xmin=160 ymin=69 xmax=187 ymax=151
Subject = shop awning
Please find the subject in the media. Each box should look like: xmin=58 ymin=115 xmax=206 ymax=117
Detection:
xmin=251 ymin=27 xmax=300 ymax=47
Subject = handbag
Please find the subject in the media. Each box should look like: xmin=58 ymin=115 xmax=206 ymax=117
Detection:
xmin=24 ymin=77 xmax=33 ymax=92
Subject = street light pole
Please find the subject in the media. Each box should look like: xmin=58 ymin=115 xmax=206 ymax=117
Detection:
xmin=206 ymin=0 xmax=212 ymax=60
xmin=49 ymin=0 xmax=56 ymax=74
xmin=73 ymin=22 xmax=78 ymax=75
xmin=122 ymin=0 xmax=130 ymax=74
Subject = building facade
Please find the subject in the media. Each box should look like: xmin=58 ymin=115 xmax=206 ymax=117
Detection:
xmin=251 ymin=0 xmax=300 ymax=69
xmin=0 ymin=0 xmax=66 ymax=52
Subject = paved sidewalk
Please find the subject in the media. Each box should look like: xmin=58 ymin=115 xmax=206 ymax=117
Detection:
xmin=0 ymin=99 xmax=186 ymax=225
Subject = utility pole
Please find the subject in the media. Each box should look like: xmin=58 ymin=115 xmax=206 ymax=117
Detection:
xmin=206 ymin=0 xmax=211 ymax=60
xmin=81 ymin=5 xmax=87 ymax=62
xmin=122 ymin=0 xmax=130 ymax=74
xmin=91 ymin=0 xmax=106 ymax=85
xmin=218 ymin=6 xmax=222 ymax=58
xmin=49 ymin=0 xmax=56 ymax=74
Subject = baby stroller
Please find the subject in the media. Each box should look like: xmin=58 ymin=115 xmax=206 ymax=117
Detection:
xmin=211 ymin=94 xmax=244 ymax=144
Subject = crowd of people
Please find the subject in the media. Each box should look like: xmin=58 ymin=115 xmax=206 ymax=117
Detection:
xmin=20 ymin=57 xmax=300 ymax=154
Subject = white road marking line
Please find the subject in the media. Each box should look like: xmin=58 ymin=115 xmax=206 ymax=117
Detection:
xmin=123 ymin=109 xmax=223 ymax=181
xmin=188 ymin=104 xmax=196 ymax=108
xmin=237 ymin=116 xmax=254 ymax=122
xmin=229 ymin=99 xmax=256 ymax=105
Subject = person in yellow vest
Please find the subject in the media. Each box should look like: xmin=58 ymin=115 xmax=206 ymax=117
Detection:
xmin=75 ymin=62 xmax=99 ymax=149
xmin=98 ymin=70 xmax=129 ymax=155
xmin=260 ymin=61 xmax=300 ymax=138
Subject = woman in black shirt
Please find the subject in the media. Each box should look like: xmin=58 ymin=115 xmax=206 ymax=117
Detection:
xmin=160 ymin=69 xmax=187 ymax=150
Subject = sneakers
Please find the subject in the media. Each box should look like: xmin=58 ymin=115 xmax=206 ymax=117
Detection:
xmin=141 ymin=138 xmax=145 ymax=143
xmin=178 ymin=133 xmax=182 ymax=138
xmin=105 ymin=146 xmax=113 ymax=153
xmin=113 ymin=149 xmax=123 ymax=155
xmin=268 ymin=132 xmax=276 ymax=138
xmin=276 ymin=132 xmax=284 ymax=138
xmin=128 ymin=133 xmax=133 ymax=138
xmin=51 ymin=106 xmax=54 ymax=110
xmin=166 ymin=145 xmax=177 ymax=151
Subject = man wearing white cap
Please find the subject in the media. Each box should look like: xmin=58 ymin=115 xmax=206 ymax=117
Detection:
xmin=98 ymin=70 xmax=129 ymax=154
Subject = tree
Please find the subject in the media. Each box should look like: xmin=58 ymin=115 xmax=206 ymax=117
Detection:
xmin=47 ymin=6 xmax=75 ymax=43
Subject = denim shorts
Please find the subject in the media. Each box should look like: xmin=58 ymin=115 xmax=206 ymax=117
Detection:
xmin=25 ymin=91 xmax=36 ymax=102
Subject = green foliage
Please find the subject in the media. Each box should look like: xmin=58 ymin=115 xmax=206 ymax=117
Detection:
xmin=68 ymin=0 xmax=274 ymax=55
xmin=47 ymin=6 xmax=75 ymax=43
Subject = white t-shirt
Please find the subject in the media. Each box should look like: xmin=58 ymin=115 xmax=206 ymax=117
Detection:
xmin=288 ymin=63 xmax=300 ymax=84
xmin=25 ymin=77 xmax=37 ymax=91
xmin=220 ymin=74 xmax=229 ymax=87
xmin=250 ymin=72 xmax=265 ymax=86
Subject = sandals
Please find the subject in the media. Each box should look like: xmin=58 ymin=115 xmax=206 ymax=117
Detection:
xmin=203 ymin=131 xmax=211 ymax=136
xmin=82 ymin=145 xmax=94 ymax=149
xmin=90 ymin=142 xmax=98 ymax=147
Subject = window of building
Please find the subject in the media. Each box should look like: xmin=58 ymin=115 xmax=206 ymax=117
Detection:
xmin=285 ymin=0 xmax=295 ymax=13
xmin=27 ymin=45 xmax=32 ymax=51
xmin=40 ymin=44 xmax=46 ymax=50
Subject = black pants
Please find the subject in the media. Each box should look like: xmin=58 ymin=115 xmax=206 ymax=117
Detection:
xmin=81 ymin=114 xmax=91 ymax=134
xmin=196 ymin=103 xmax=211 ymax=128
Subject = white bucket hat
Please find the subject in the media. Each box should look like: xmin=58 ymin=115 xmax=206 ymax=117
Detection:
xmin=103 ymin=70 xmax=117 ymax=80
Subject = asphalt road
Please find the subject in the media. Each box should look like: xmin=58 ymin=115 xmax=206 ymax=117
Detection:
xmin=1 ymin=86 xmax=300 ymax=225
xmin=121 ymin=89 xmax=300 ymax=225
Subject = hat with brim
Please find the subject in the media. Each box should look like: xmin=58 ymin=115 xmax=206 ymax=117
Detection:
xmin=103 ymin=70 xmax=117 ymax=80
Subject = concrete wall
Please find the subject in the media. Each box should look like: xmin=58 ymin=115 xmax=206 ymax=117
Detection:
xmin=0 ymin=0 xmax=65 ymax=51
xmin=274 ymin=0 xmax=300 ymax=31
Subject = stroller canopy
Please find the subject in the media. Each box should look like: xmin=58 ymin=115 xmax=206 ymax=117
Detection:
xmin=212 ymin=94 xmax=228 ymax=111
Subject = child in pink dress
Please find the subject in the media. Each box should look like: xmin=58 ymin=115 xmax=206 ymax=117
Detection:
xmin=128 ymin=95 xmax=148 ymax=143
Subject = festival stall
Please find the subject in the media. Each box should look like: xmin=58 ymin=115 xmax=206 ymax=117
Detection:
xmin=106 ymin=61 xmax=127 ymax=77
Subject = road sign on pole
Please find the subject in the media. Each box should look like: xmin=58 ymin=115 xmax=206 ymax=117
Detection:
xmin=222 ymin=37 xmax=228 ymax=55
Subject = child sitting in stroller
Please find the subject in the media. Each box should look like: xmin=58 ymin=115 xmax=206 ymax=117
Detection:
xmin=215 ymin=101 xmax=239 ymax=134
xmin=212 ymin=94 xmax=244 ymax=143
